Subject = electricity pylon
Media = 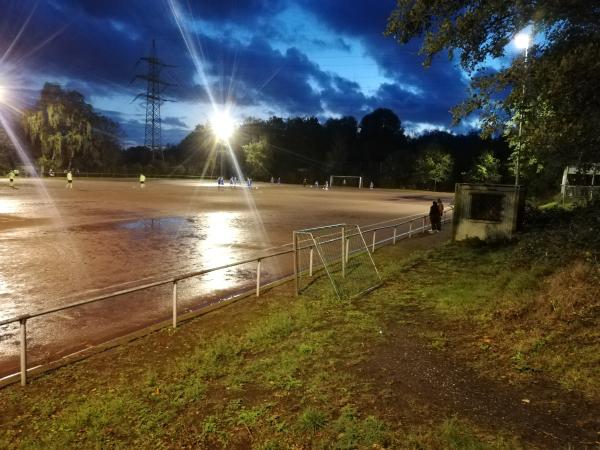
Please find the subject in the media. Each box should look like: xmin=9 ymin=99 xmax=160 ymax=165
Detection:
xmin=133 ymin=39 xmax=175 ymax=160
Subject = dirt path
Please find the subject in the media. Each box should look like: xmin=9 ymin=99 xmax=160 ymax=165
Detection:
xmin=353 ymin=312 xmax=599 ymax=448
xmin=345 ymin=231 xmax=600 ymax=448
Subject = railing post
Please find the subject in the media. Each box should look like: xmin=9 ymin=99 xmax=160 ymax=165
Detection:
xmin=19 ymin=318 xmax=27 ymax=386
xmin=372 ymin=230 xmax=376 ymax=252
xmin=345 ymin=238 xmax=350 ymax=263
xmin=172 ymin=280 xmax=177 ymax=329
xmin=341 ymin=227 xmax=346 ymax=278
xmin=309 ymin=248 xmax=314 ymax=277
xmin=256 ymin=259 xmax=261 ymax=297
xmin=422 ymin=217 xmax=426 ymax=234
xmin=393 ymin=226 xmax=397 ymax=244
xmin=293 ymin=232 xmax=299 ymax=296
xmin=409 ymin=221 xmax=412 ymax=238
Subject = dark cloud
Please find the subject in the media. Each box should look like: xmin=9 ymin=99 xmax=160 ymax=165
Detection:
xmin=300 ymin=0 xmax=470 ymax=130
xmin=1 ymin=0 xmax=475 ymax=144
xmin=119 ymin=117 xmax=189 ymax=147
xmin=179 ymin=0 xmax=287 ymax=23
xmin=161 ymin=116 xmax=188 ymax=128
xmin=320 ymin=75 xmax=369 ymax=118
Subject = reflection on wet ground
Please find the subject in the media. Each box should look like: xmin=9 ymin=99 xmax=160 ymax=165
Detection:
xmin=0 ymin=180 xmax=438 ymax=378
xmin=0 ymin=210 xmax=282 ymax=377
xmin=0 ymin=198 xmax=18 ymax=214
xmin=118 ymin=216 xmax=188 ymax=231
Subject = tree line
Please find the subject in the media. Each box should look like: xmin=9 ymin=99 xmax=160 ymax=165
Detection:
xmin=1 ymin=2 xmax=597 ymax=196
xmin=385 ymin=0 xmax=600 ymax=189
xmin=173 ymin=110 xmax=509 ymax=191
xmin=0 ymin=82 xmax=512 ymax=191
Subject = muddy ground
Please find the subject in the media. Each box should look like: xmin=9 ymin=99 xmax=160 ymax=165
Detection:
xmin=1 ymin=230 xmax=597 ymax=449
xmin=0 ymin=178 xmax=451 ymax=377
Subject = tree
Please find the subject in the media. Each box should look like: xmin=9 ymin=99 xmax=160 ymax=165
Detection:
xmin=242 ymin=138 xmax=272 ymax=179
xmin=23 ymin=83 xmax=121 ymax=171
xmin=358 ymin=108 xmax=405 ymax=166
xmin=385 ymin=1 xmax=600 ymax=184
xmin=324 ymin=116 xmax=358 ymax=173
xmin=0 ymin=127 xmax=16 ymax=172
xmin=415 ymin=146 xmax=453 ymax=191
xmin=468 ymin=151 xmax=502 ymax=183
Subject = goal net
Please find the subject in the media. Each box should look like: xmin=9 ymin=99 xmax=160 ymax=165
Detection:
xmin=293 ymin=224 xmax=381 ymax=300
xmin=329 ymin=176 xmax=363 ymax=188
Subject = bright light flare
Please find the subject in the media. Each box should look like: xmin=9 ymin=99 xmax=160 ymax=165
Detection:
xmin=514 ymin=32 xmax=531 ymax=50
xmin=0 ymin=85 xmax=5 ymax=104
xmin=210 ymin=110 xmax=235 ymax=142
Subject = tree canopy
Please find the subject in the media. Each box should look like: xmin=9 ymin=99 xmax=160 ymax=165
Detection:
xmin=415 ymin=145 xmax=453 ymax=191
xmin=385 ymin=0 xmax=600 ymax=181
xmin=0 ymin=127 xmax=17 ymax=172
xmin=23 ymin=83 xmax=121 ymax=172
xmin=8 ymin=82 xmax=513 ymax=190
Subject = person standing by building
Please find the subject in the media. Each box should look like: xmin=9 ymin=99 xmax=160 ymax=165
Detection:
xmin=66 ymin=170 xmax=73 ymax=189
xmin=437 ymin=198 xmax=444 ymax=221
xmin=429 ymin=200 xmax=441 ymax=232
xmin=139 ymin=173 xmax=146 ymax=189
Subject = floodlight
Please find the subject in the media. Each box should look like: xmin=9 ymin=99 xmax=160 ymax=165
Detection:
xmin=514 ymin=32 xmax=531 ymax=50
xmin=210 ymin=110 xmax=235 ymax=142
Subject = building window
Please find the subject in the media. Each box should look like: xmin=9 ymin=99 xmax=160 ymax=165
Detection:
xmin=470 ymin=193 xmax=503 ymax=222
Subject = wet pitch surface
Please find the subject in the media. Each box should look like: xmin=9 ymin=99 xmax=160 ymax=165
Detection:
xmin=0 ymin=178 xmax=451 ymax=378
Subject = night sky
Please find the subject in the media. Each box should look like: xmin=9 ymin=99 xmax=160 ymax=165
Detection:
xmin=1 ymin=0 xmax=484 ymax=146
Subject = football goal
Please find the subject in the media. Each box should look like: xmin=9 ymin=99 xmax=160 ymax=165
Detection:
xmin=293 ymin=224 xmax=381 ymax=300
xmin=329 ymin=175 xmax=363 ymax=189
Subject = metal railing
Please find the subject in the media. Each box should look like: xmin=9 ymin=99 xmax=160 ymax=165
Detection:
xmin=561 ymin=185 xmax=600 ymax=201
xmin=363 ymin=206 xmax=453 ymax=252
xmin=0 ymin=207 xmax=452 ymax=387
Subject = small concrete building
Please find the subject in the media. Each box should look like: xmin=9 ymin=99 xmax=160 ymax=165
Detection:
xmin=452 ymin=183 xmax=526 ymax=241
xmin=561 ymin=165 xmax=599 ymax=201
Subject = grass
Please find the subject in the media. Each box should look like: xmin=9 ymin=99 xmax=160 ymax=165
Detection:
xmin=0 ymin=204 xmax=598 ymax=448
xmin=403 ymin=417 xmax=517 ymax=450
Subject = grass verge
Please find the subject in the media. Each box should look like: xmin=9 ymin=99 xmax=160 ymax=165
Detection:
xmin=1 ymin=205 xmax=598 ymax=448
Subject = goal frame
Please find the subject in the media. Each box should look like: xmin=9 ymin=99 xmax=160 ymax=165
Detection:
xmin=329 ymin=175 xmax=363 ymax=189
xmin=293 ymin=223 xmax=380 ymax=300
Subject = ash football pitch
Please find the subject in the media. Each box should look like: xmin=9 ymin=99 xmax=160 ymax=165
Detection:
xmin=0 ymin=178 xmax=451 ymax=377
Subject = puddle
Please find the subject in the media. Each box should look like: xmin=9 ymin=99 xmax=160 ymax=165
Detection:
xmin=118 ymin=216 xmax=191 ymax=232
xmin=69 ymin=216 xmax=195 ymax=235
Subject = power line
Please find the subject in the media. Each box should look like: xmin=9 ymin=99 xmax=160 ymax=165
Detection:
xmin=132 ymin=39 xmax=176 ymax=160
